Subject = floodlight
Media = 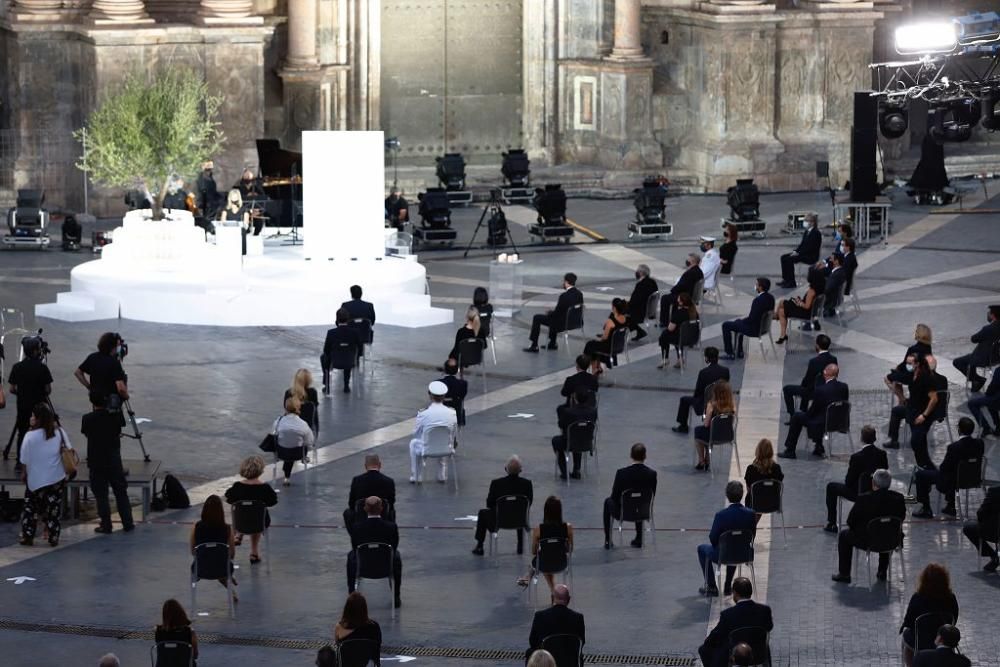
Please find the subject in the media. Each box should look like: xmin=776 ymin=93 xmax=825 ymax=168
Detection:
xmin=894 ymin=21 xmax=957 ymax=55
xmin=726 ymin=179 xmax=760 ymax=222
xmin=633 ymin=178 xmax=667 ymax=224
xmin=435 ymin=153 xmax=466 ymax=191
xmin=532 ymin=184 xmax=567 ymax=226
xmin=417 ymin=188 xmax=452 ymax=229
xmin=878 ymin=101 xmax=909 ymax=139
xmin=929 ymin=99 xmax=980 ymax=142
xmin=501 ymin=149 xmax=531 ymax=187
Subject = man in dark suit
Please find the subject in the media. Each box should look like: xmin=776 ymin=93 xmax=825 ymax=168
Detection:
xmin=472 ymin=455 xmax=533 ymax=555
xmin=698 ymin=577 xmax=773 ymax=667
xmin=602 ymin=443 xmax=657 ymax=549
xmin=697 ymin=481 xmax=757 ymax=596
xmin=322 ymin=308 xmax=364 ymax=394
xmin=912 ymin=625 xmax=971 ymax=667
xmin=952 ymin=305 xmax=1000 ymax=392
xmin=913 ymin=417 xmax=984 ymax=519
xmin=341 ymin=284 xmax=377 ymax=334
xmin=782 ymin=334 xmax=836 ymax=419
xmin=628 ymin=264 xmax=658 ymax=341
xmin=346 ymin=497 xmax=402 ymax=607
xmin=968 ymin=366 xmax=1000 ymax=436
xmin=552 ymin=388 xmax=598 ymax=479
xmin=343 ymin=454 xmax=396 ymax=531
xmin=778 ymin=212 xmax=821 ymax=288
xmin=659 ymin=254 xmax=703 ymax=327
xmin=840 ymin=238 xmax=859 ymax=296
xmin=526 ymin=584 xmax=585 ymax=664
xmin=722 ymin=277 xmax=775 ymax=360
xmin=779 ymin=363 xmax=849 ymax=458
xmin=824 ymin=425 xmax=887 ymax=532
xmin=673 ymin=346 xmax=730 ymax=433
xmin=832 ymin=468 xmax=906 ymax=583
xmin=525 ymin=272 xmax=583 ymax=352
xmin=962 ymin=485 xmax=1000 ymax=572
xmin=561 ymin=355 xmax=598 ymax=406
xmin=822 ymin=253 xmax=847 ymax=317
xmin=440 ymin=358 xmax=469 ymax=426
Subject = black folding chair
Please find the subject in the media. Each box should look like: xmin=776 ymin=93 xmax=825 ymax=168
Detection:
xmin=706 ymin=413 xmax=738 ymax=478
xmin=561 ymin=303 xmax=585 ymax=348
xmin=593 ymin=326 xmax=629 ymax=369
xmin=838 ymin=471 xmax=873 ymax=530
xmin=709 ymin=529 xmax=755 ymax=598
xmin=532 ymin=536 xmax=572 ymax=605
xmin=151 ymin=641 xmax=194 ymax=667
xmin=489 ymin=494 xmax=531 ymax=557
xmin=335 ymin=638 xmax=380 ymax=667
xmin=540 ymin=633 xmax=583 ymax=667
xmin=728 ymin=626 xmax=771 ymax=667
xmin=556 ymin=420 xmax=597 ymax=484
xmin=616 ymin=488 xmax=655 ymax=547
xmin=190 ymin=542 xmax=234 ymax=618
xmin=676 ymin=320 xmax=702 ymax=371
xmin=947 ymin=455 xmax=986 ymax=519
xmin=457 ymin=337 xmax=487 ymax=392
xmin=478 ymin=309 xmax=497 ymax=365
xmin=823 ymin=401 xmax=854 ymax=456
xmin=911 ymin=612 xmax=953 ymax=654
xmin=855 ymin=516 xmax=904 ymax=590
xmin=645 ymin=290 xmax=660 ymax=326
xmin=354 ymin=541 xmax=396 ymax=619
xmin=348 ymin=318 xmax=374 ymax=374
xmin=231 ymin=499 xmax=270 ymax=573
xmin=748 ymin=479 xmax=785 ymax=544
xmin=324 ymin=341 xmax=359 ymax=391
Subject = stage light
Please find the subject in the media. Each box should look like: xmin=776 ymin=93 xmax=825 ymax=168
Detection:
xmin=384 ymin=136 xmax=401 ymax=151
xmin=532 ymin=184 xmax=567 ymax=226
xmin=895 ymin=21 xmax=957 ymax=55
xmin=726 ymin=179 xmax=760 ymax=222
xmin=929 ymin=99 xmax=980 ymax=142
xmin=418 ymin=187 xmax=452 ymax=229
xmin=501 ymin=149 xmax=531 ymax=187
xmin=436 ymin=153 xmax=466 ymax=191
xmin=879 ymin=101 xmax=909 ymax=139
xmin=955 ymin=11 xmax=1000 ymax=48
xmin=4 ymin=188 xmax=50 ymax=248
xmin=982 ymin=91 xmax=1000 ymax=131
xmin=633 ymin=178 xmax=667 ymax=224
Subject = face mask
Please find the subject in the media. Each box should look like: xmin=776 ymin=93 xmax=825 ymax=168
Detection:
xmin=834 ymin=232 xmax=841 ymax=241
xmin=684 ymin=260 xmax=691 ymax=268
xmin=635 ymin=272 xmax=641 ymax=280
xmin=905 ymin=363 xmax=914 ymax=372
xmin=700 ymin=244 xmax=708 ymax=253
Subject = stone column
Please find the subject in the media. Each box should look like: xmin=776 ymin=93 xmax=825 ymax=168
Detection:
xmin=609 ymin=0 xmax=644 ymax=60
xmin=285 ymin=0 xmax=320 ymax=70
xmin=89 ymin=0 xmax=154 ymax=23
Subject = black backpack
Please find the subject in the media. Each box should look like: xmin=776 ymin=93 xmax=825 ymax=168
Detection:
xmin=152 ymin=474 xmax=190 ymax=511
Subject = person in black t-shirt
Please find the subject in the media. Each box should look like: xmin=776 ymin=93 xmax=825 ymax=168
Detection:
xmin=74 ymin=333 xmax=129 ymax=407
xmin=7 ymin=337 xmax=53 ymax=466
xmin=82 ymin=391 xmax=134 ymax=533
xmin=887 ymin=354 xmax=942 ymax=468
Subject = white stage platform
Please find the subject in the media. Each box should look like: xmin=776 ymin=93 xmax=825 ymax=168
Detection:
xmin=36 ymin=211 xmax=453 ymax=328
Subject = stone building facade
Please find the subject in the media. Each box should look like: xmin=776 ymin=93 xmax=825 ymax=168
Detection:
xmin=1 ymin=0 xmax=938 ymax=215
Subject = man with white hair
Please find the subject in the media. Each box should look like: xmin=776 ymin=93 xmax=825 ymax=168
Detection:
xmin=408 ymin=381 xmax=457 ymax=483
xmin=627 ymin=264 xmax=659 ymax=342
xmin=471 ymin=455 xmax=533 ymax=555
xmin=832 ymin=468 xmax=906 ymax=584
xmin=98 ymin=654 xmax=120 ymax=667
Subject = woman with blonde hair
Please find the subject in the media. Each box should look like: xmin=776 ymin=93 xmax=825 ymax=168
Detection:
xmin=744 ymin=439 xmax=784 ymax=511
xmin=284 ymin=368 xmax=319 ymax=435
xmin=274 ymin=396 xmax=315 ymax=486
xmin=220 ymin=188 xmax=251 ymax=254
xmin=693 ymin=381 xmax=735 ymax=471
xmin=449 ymin=306 xmax=482 ymax=362
xmin=886 ymin=323 xmax=933 ymax=388
xmin=224 ymin=455 xmax=278 ymax=563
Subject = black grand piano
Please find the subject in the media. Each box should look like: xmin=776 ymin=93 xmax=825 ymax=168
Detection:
xmin=252 ymin=139 xmax=303 ymax=228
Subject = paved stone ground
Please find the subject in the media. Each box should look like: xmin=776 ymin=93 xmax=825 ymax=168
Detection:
xmin=0 ymin=185 xmax=999 ymax=666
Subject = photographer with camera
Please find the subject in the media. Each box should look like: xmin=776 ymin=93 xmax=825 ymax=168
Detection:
xmin=74 ymin=333 xmax=129 ymax=410
xmin=82 ymin=390 xmax=135 ymax=534
xmin=7 ymin=335 xmax=53 ymax=470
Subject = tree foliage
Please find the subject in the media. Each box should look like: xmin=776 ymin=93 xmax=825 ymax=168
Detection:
xmin=76 ymin=69 xmax=225 ymax=219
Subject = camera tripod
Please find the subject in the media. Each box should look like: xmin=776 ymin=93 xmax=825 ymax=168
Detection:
xmin=118 ymin=396 xmax=150 ymax=463
xmin=464 ymin=189 xmax=519 ymax=258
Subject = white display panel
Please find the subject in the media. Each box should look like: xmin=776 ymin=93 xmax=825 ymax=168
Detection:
xmin=302 ymin=130 xmax=385 ymax=261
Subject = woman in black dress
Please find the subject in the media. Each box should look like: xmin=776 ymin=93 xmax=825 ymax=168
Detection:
xmin=900 ymin=563 xmax=959 ymax=666
xmin=744 ymin=438 xmax=784 ymax=515
xmin=224 ymin=455 xmax=278 ymax=564
xmin=449 ymin=306 xmax=482 ymax=362
xmin=583 ymin=298 xmax=628 ymax=373
xmin=472 ymin=286 xmax=494 ymax=342
xmin=154 ymin=598 xmax=199 ymax=667
xmin=219 ymin=189 xmax=251 ymax=255
xmin=333 ymin=591 xmax=383 ymax=665
xmin=658 ymin=292 xmax=698 ymax=369
xmin=719 ymin=223 xmax=738 ymax=277
xmin=190 ymin=494 xmax=238 ymax=602
xmin=518 ymin=495 xmax=574 ymax=592
xmin=284 ymin=368 xmax=319 ymax=436
xmin=775 ymin=267 xmax=825 ymax=343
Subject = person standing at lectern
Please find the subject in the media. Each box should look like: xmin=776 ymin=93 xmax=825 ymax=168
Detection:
xmin=220 ymin=190 xmax=251 ymax=255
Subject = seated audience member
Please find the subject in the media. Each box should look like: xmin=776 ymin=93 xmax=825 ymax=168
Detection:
xmin=346 ymin=497 xmax=402 ymax=608
xmin=274 ymin=396 xmax=315 ymax=487
xmin=744 ymin=439 xmax=784 ymax=513
xmin=224 ymin=455 xmax=278 ymax=564
xmin=519 ymin=496 xmax=573 ymax=592
xmin=440 ymin=358 xmax=469 ymax=426
xmin=887 ymin=354 xmax=944 ymax=467
xmin=729 ymin=643 xmax=755 ymax=667
xmin=524 ymin=273 xmax=583 ymax=353
xmin=602 ymin=443 xmax=657 ymax=549
xmin=697 ymin=481 xmax=756 ymax=596
xmin=698 ymin=577 xmax=773 ymax=667
xmin=658 ymin=292 xmax=698 ymax=369
xmin=322 ymin=308 xmax=364 ymax=394
xmin=408 ymin=381 xmax=457 ymax=483
xmin=583 ymin=298 xmax=628 ymax=373
xmin=962 ymin=484 xmax=1000 ymax=572
xmin=561 ymin=355 xmax=598 ymax=406
xmin=719 ymin=224 xmax=738 ymax=277
xmin=778 ymin=212 xmax=821 ymax=289
xmin=472 ymin=455 xmax=533 ymax=556
xmin=343 ymin=454 xmax=396 ymax=532
xmin=913 ymin=417 xmax=984 ymax=519
xmin=99 ymin=655 xmax=121 ymax=667
xmin=700 ymin=236 xmax=721 ymax=294
xmin=886 ymin=324 xmax=933 ymax=389
xmin=190 ymin=495 xmax=237 ymax=603
xmin=823 ymin=425 xmax=886 ymax=532
xmin=838 ymin=238 xmax=858 ymax=296
xmin=660 ymin=254 xmax=703 ymax=327
xmin=341 ymin=284 xmax=377 ymax=330
xmin=526 ymin=649 xmax=557 ymax=667
xmin=628 ymin=264 xmax=659 ymax=341
xmin=526 ymin=584 xmax=585 ymax=664
xmin=315 ymin=645 xmax=336 ymax=667
xmin=722 ymin=277 xmax=775 ymax=360
xmin=284 ymin=367 xmax=319 ymax=435
xmin=968 ymin=366 xmax=1000 ymax=437
xmin=912 ymin=625 xmax=971 ymax=667
xmin=155 ymin=599 xmax=199 ymax=666
xmin=900 ymin=563 xmax=960 ymax=667
xmin=779 ymin=363 xmax=848 ymax=459
xmin=450 ymin=306 xmax=482 ymax=362
xmin=832 ymin=469 xmax=905 ymax=584
xmin=774 ymin=268 xmax=824 ymax=343
xmin=782 ymin=334 xmax=836 ymax=419
xmin=472 ymin=286 xmax=494 ymax=341
xmin=673 ymin=346 xmax=730 ymax=434
xmin=333 ymin=591 xmax=382 ymax=659
xmin=952 ymin=304 xmax=1000 ymax=393
xmin=694 ymin=381 xmax=736 ymax=472
xmin=832 ymin=222 xmax=853 ymax=257
xmin=552 ymin=388 xmax=597 ymax=480
xmin=822 ymin=253 xmax=848 ymax=317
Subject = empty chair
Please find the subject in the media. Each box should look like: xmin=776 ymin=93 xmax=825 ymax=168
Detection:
xmin=690 ymin=278 xmax=705 ymax=310
xmin=540 ymin=634 xmax=583 ymax=667
xmin=854 ymin=516 xmax=904 ymax=590
xmin=457 ymin=337 xmax=487 ymax=392
xmin=928 ymin=390 xmax=955 ymax=445
xmin=748 ymin=480 xmax=785 ymax=544
xmin=823 ymin=401 xmax=854 ymax=456
xmin=490 ymin=494 xmax=531 ymax=556
xmin=703 ymin=281 xmax=724 ymax=310
xmin=616 ymin=488 xmax=655 ymax=547
xmin=353 ymin=542 xmax=397 ymax=619
xmin=417 ymin=424 xmax=458 ymax=490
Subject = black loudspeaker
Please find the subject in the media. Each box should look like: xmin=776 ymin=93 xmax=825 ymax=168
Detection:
xmin=816 ymin=161 xmax=830 ymax=178
xmin=850 ymin=92 xmax=878 ymax=203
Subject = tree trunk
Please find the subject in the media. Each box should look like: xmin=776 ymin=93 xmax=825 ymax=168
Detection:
xmin=150 ymin=194 xmax=164 ymax=221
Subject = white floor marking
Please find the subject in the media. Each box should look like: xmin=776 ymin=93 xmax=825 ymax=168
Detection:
xmin=858 ymin=258 xmax=1000 ymax=301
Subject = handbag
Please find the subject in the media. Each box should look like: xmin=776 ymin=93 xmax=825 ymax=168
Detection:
xmin=58 ymin=428 xmax=79 ymax=480
xmin=259 ymin=415 xmax=283 ymax=453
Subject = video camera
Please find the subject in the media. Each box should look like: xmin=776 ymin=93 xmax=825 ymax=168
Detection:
xmin=112 ymin=332 xmax=129 ymax=362
xmin=21 ymin=329 xmax=50 ymax=359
